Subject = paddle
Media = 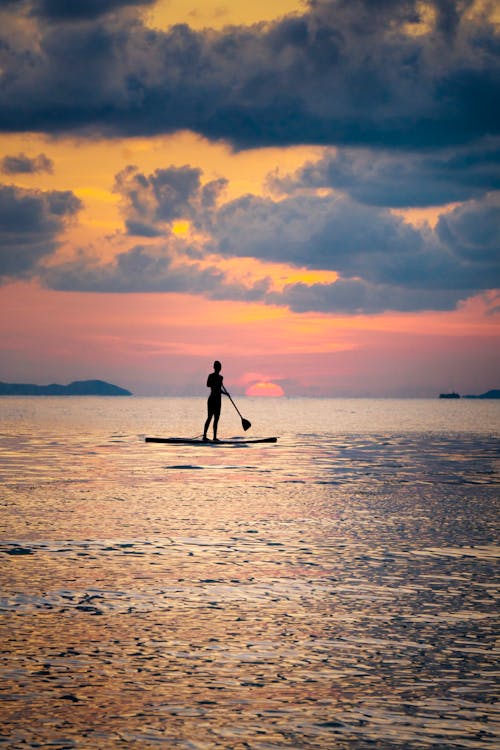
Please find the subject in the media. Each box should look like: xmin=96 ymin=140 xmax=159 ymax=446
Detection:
xmin=222 ymin=386 xmax=251 ymax=431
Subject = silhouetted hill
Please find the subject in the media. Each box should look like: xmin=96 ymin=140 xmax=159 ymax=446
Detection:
xmin=0 ymin=379 xmax=132 ymax=396
xmin=464 ymin=389 xmax=500 ymax=399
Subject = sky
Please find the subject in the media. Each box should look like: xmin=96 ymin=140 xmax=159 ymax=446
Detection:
xmin=0 ymin=0 xmax=499 ymax=397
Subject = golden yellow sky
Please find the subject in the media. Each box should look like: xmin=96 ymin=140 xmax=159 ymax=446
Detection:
xmin=146 ymin=0 xmax=304 ymax=30
xmin=0 ymin=130 xmax=324 ymax=265
xmin=0 ymin=127 xmax=444 ymax=280
xmin=145 ymin=0 xmax=500 ymax=32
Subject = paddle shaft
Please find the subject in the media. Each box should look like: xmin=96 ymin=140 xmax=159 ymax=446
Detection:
xmin=222 ymin=386 xmax=251 ymax=430
xmin=222 ymin=386 xmax=243 ymax=418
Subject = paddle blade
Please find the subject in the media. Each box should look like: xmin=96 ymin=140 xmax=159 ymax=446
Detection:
xmin=242 ymin=418 xmax=252 ymax=431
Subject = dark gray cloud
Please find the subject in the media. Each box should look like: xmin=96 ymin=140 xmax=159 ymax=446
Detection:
xmin=271 ymin=141 xmax=500 ymax=207
xmin=113 ymin=164 xmax=228 ymax=236
xmin=42 ymin=243 xmax=271 ymax=300
xmin=43 ymin=244 xmax=218 ymax=292
xmin=436 ymin=193 xmax=500 ymax=264
xmin=0 ymin=184 xmax=81 ymax=278
xmin=38 ymin=0 xmax=154 ymax=20
xmin=212 ymin=192 xmax=425 ymax=275
xmin=2 ymin=0 xmax=155 ymax=21
xmin=1 ymin=152 xmax=54 ymax=174
xmin=265 ymin=189 xmax=500 ymax=310
xmin=0 ymin=0 xmax=498 ymax=150
xmin=270 ymin=278 xmax=468 ymax=314
xmin=216 ymin=190 xmax=500 ymax=291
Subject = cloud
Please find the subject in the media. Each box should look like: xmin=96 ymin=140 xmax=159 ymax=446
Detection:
xmin=37 ymin=178 xmax=499 ymax=312
xmin=113 ymin=164 xmax=227 ymax=236
xmin=0 ymin=184 xmax=81 ymax=280
xmin=27 ymin=146 xmax=497 ymax=314
xmin=113 ymin=163 xmax=433 ymax=289
xmin=271 ymin=141 xmax=500 ymax=207
xmin=5 ymin=0 xmax=155 ymax=22
xmin=0 ymin=0 xmax=498 ymax=149
xmin=259 ymin=187 xmax=500 ymax=313
xmin=210 ymin=189 xmax=500 ymax=310
xmin=212 ymin=191 xmax=425 ymax=273
xmin=42 ymin=243 xmax=271 ymax=300
xmin=271 ymin=278 xmax=468 ymax=314
xmin=1 ymin=152 xmax=54 ymax=174
xmin=437 ymin=193 xmax=500 ymax=264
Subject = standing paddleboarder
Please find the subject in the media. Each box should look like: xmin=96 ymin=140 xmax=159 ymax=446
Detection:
xmin=203 ymin=360 xmax=224 ymax=442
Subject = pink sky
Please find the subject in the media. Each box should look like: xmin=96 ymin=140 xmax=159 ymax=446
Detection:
xmin=1 ymin=281 xmax=498 ymax=396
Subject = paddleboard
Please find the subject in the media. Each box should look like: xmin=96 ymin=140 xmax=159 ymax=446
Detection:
xmin=145 ymin=436 xmax=278 ymax=445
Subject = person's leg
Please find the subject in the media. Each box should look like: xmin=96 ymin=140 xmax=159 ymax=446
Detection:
xmin=203 ymin=404 xmax=213 ymax=440
xmin=212 ymin=400 xmax=221 ymax=441
xmin=212 ymin=411 xmax=220 ymax=441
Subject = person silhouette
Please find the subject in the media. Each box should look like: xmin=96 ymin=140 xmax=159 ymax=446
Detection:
xmin=203 ymin=360 xmax=224 ymax=441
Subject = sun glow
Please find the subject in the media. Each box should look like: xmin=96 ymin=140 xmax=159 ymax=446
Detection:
xmin=245 ymin=381 xmax=285 ymax=397
xmin=172 ymin=220 xmax=190 ymax=236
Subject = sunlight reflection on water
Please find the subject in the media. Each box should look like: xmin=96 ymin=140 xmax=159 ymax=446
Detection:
xmin=0 ymin=398 xmax=499 ymax=748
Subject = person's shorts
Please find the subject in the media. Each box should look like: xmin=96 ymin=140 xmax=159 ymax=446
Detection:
xmin=208 ymin=395 xmax=221 ymax=415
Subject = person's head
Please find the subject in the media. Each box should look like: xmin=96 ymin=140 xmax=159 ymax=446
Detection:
xmin=213 ymin=360 xmax=222 ymax=372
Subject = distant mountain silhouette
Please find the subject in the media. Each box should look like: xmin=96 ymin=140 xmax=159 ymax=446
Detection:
xmin=0 ymin=379 xmax=132 ymax=396
xmin=463 ymin=389 xmax=500 ymax=399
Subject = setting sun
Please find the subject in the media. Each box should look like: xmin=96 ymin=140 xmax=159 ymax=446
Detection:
xmin=245 ymin=381 xmax=285 ymax=397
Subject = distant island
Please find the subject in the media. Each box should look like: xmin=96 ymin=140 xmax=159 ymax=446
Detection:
xmin=0 ymin=379 xmax=132 ymax=396
xmin=439 ymin=389 xmax=500 ymax=399
xmin=463 ymin=389 xmax=500 ymax=399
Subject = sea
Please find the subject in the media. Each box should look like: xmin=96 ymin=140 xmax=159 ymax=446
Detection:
xmin=1 ymin=397 xmax=499 ymax=749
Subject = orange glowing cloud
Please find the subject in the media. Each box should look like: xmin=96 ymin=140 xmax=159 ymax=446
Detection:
xmin=246 ymin=381 xmax=285 ymax=397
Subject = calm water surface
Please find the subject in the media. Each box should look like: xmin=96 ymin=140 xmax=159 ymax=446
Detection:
xmin=1 ymin=398 xmax=499 ymax=749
